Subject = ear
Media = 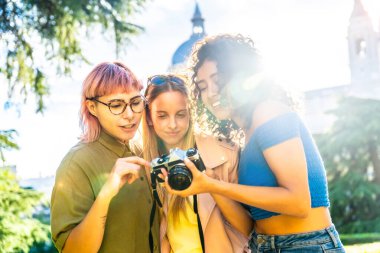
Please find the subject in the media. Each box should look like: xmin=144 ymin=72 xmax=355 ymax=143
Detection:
xmin=86 ymin=100 xmax=98 ymax=117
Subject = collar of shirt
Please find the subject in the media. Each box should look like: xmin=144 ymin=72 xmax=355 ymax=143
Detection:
xmin=98 ymin=130 xmax=132 ymax=157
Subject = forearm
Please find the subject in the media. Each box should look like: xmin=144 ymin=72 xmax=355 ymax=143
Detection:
xmin=209 ymin=179 xmax=311 ymax=217
xmin=211 ymin=193 xmax=253 ymax=236
xmin=63 ymin=192 xmax=112 ymax=253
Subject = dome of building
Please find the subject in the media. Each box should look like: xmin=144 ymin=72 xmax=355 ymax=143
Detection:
xmin=171 ymin=3 xmax=206 ymax=66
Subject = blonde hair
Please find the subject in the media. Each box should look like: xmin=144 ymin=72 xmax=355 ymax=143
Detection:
xmin=142 ymin=74 xmax=195 ymax=223
xmin=79 ymin=61 xmax=143 ymax=142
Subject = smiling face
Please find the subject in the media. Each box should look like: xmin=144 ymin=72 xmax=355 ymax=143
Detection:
xmin=149 ymin=90 xmax=190 ymax=151
xmin=86 ymin=89 xmax=143 ymax=143
xmin=195 ymin=60 xmax=233 ymax=121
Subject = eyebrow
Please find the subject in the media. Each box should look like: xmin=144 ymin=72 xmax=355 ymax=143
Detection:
xmin=155 ymin=109 xmax=188 ymax=114
xmin=107 ymin=95 xmax=141 ymax=102
xmin=210 ymin=73 xmax=218 ymax=79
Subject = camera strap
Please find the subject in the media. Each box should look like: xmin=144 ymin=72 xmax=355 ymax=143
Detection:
xmin=193 ymin=194 xmax=205 ymax=253
xmin=149 ymin=176 xmax=161 ymax=253
xmin=149 ymin=200 xmax=156 ymax=253
xmin=151 ymin=177 xmax=163 ymax=207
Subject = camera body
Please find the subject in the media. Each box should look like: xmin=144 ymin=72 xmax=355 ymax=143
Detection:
xmin=151 ymin=148 xmax=206 ymax=191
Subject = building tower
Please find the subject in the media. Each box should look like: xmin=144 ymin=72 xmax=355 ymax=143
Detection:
xmin=347 ymin=0 xmax=380 ymax=84
xmin=169 ymin=2 xmax=206 ymax=72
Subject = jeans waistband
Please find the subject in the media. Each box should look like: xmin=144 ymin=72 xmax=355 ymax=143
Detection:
xmin=250 ymin=225 xmax=341 ymax=249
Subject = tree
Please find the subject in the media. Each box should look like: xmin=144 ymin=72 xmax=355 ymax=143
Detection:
xmin=1 ymin=0 xmax=147 ymax=113
xmin=0 ymin=168 xmax=50 ymax=253
xmin=0 ymin=0 xmax=148 ymax=156
xmin=0 ymin=129 xmax=19 ymax=162
xmin=316 ymin=97 xmax=380 ymax=233
xmin=0 ymin=1 xmax=149 ymax=251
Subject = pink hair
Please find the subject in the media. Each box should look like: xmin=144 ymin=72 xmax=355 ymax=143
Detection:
xmin=79 ymin=62 xmax=143 ymax=142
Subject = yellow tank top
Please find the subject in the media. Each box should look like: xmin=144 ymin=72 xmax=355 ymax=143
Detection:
xmin=167 ymin=197 xmax=203 ymax=253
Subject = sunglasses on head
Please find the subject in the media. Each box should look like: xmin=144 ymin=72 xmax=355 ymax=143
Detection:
xmin=147 ymin=75 xmax=185 ymax=87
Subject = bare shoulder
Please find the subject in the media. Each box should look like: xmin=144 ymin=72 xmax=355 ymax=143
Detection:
xmin=253 ymin=100 xmax=292 ymax=129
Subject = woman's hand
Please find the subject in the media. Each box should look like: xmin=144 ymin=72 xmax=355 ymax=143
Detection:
xmin=100 ymin=156 xmax=151 ymax=199
xmin=162 ymin=158 xmax=213 ymax=197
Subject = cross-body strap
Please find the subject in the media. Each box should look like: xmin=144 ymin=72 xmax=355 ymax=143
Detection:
xmin=193 ymin=194 xmax=205 ymax=253
xmin=149 ymin=200 xmax=156 ymax=253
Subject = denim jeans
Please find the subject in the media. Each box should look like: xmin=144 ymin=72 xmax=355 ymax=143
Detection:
xmin=249 ymin=225 xmax=345 ymax=253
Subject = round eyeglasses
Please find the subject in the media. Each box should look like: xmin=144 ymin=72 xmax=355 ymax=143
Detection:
xmin=147 ymin=75 xmax=185 ymax=87
xmin=87 ymin=95 xmax=146 ymax=115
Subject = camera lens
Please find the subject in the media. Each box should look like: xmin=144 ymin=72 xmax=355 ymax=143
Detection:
xmin=186 ymin=148 xmax=197 ymax=157
xmin=168 ymin=165 xmax=192 ymax=190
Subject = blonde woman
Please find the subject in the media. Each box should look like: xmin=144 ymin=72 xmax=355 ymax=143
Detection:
xmin=142 ymin=74 xmax=251 ymax=253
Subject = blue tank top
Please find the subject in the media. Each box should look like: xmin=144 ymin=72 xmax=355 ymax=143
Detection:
xmin=238 ymin=112 xmax=329 ymax=220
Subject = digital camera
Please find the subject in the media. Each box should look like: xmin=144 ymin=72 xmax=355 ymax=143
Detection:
xmin=150 ymin=148 xmax=206 ymax=191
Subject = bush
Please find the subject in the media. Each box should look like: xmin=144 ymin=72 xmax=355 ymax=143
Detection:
xmin=0 ymin=169 xmax=51 ymax=253
xmin=340 ymin=233 xmax=380 ymax=245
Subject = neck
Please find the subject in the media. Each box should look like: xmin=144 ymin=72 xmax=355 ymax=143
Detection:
xmin=231 ymin=112 xmax=253 ymax=132
xmin=231 ymin=110 xmax=255 ymax=141
xmin=164 ymin=142 xmax=184 ymax=152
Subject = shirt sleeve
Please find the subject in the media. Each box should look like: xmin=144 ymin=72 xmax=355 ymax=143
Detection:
xmin=255 ymin=112 xmax=300 ymax=151
xmin=50 ymin=151 xmax=94 ymax=252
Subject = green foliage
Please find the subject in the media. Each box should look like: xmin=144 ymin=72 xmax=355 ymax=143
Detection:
xmin=0 ymin=0 xmax=148 ymax=113
xmin=316 ymin=97 xmax=380 ymax=233
xmin=340 ymin=233 xmax=380 ymax=245
xmin=0 ymin=168 xmax=50 ymax=253
xmin=0 ymin=129 xmax=19 ymax=162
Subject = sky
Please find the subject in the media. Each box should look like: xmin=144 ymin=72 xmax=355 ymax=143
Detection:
xmin=1 ymin=0 xmax=380 ymax=179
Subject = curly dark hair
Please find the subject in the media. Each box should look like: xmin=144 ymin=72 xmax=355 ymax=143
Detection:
xmin=189 ymin=34 xmax=298 ymax=144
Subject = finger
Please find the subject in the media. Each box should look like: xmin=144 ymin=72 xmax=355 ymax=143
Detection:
xmin=164 ymin=175 xmax=175 ymax=192
xmin=126 ymin=174 xmax=139 ymax=184
xmin=120 ymin=156 xmax=151 ymax=167
xmin=184 ymin=158 xmax=200 ymax=174
xmin=158 ymin=174 xmax=165 ymax=181
xmin=116 ymin=164 xmax=141 ymax=177
xmin=205 ymin=169 xmax=215 ymax=177
xmin=161 ymin=168 xmax=168 ymax=177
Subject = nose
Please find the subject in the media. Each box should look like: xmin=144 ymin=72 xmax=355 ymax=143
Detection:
xmin=207 ymin=81 xmax=219 ymax=98
xmin=168 ymin=116 xmax=177 ymax=130
xmin=121 ymin=105 xmax=134 ymax=120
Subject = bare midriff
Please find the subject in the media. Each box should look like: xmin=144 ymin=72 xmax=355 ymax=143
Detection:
xmin=254 ymin=207 xmax=332 ymax=235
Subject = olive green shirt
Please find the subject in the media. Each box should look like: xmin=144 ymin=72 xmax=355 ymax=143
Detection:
xmin=51 ymin=131 xmax=159 ymax=252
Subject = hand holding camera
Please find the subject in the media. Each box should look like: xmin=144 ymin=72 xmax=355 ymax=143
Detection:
xmin=150 ymin=148 xmax=206 ymax=191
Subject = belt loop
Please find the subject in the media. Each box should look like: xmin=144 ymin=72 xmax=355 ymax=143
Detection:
xmin=326 ymin=226 xmax=338 ymax=247
xmin=271 ymin=236 xmax=276 ymax=250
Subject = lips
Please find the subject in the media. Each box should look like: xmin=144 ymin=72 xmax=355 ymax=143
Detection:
xmin=166 ymin=131 xmax=180 ymax=136
xmin=212 ymin=101 xmax=221 ymax=107
xmin=120 ymin=123 xmax=136 ymax=130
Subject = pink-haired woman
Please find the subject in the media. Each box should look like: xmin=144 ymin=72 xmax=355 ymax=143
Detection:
xmin=51 ymin=62 xmax=160 ymax=253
